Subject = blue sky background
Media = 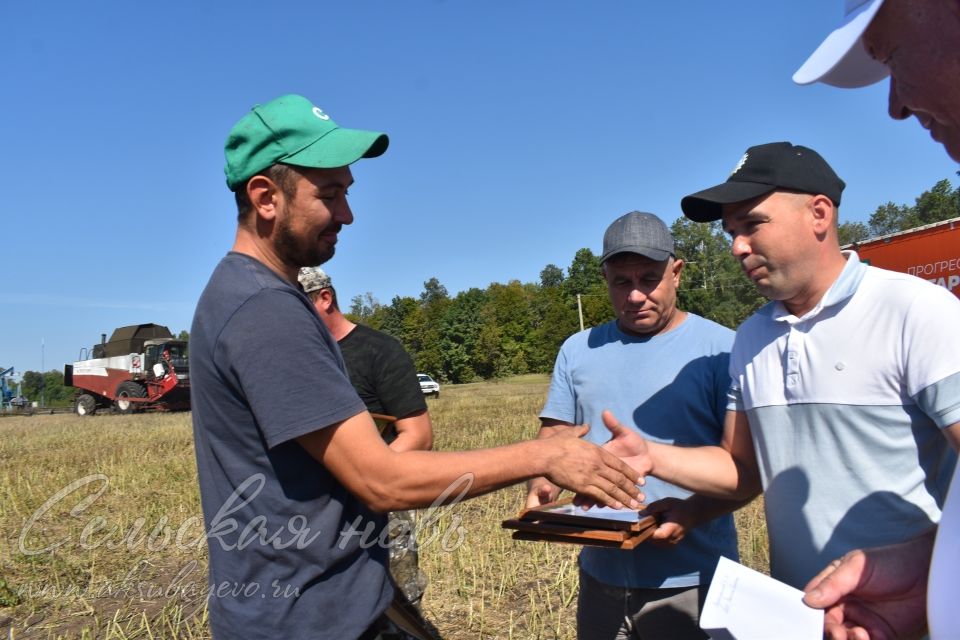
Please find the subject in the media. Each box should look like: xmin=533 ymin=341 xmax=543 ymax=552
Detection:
xmin=2 ymin=0 xmax=957 ymax=377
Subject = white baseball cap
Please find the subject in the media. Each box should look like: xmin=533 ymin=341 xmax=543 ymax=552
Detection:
xmin=793 ymin=0 xmax=890 ymax=88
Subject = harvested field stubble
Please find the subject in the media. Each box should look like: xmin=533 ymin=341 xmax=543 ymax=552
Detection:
xmin=0 ymin=412 xmax=209 ymax=639
xmin=0 ymin=375 xmax=767 ymax=639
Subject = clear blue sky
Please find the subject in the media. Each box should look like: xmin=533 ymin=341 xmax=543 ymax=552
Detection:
xmin=2 ymin=1 xmax=956 ymax=377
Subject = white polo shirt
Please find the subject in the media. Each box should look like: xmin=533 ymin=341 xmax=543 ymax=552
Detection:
xmin=728 ymin=251 xmax=960 ymax=588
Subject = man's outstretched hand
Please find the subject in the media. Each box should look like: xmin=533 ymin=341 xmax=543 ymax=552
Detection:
xmin=600 ymin=409 xmax=653 ymax=478
xmin=541 ymin=424 xmax=644 ymax=510
xmin=569 ymin=412 xmax=652 ymax=510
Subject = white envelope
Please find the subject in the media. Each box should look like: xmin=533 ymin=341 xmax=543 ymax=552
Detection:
xmin=700 ymin=556 xmax=823 ymax=640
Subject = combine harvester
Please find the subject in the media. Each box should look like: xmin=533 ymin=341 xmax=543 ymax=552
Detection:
xmin=64 ymin=324 xmax=190 ymax=415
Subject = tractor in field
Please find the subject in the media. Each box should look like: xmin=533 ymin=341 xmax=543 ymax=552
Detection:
xmin=64 ymin=324 xmax=190 ymax=415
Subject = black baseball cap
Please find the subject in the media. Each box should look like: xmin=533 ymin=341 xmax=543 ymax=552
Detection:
xmin=681 ymin=142 xmax=846 ymax=222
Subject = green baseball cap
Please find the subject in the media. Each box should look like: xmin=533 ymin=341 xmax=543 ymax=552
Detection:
xmin=223 ymin=94 xmax=389 ymax=191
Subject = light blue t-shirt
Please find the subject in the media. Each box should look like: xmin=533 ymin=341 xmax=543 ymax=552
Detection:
xmin=541 ymin=313 xmax=739 ymax=588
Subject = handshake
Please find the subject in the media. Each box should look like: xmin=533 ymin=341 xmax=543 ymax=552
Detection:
xmin=523 ymin=410 xmax=706 ymax=547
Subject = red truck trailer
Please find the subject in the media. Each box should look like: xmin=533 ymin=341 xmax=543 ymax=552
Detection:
xmin=847 ymin=216 xmax=960 ymax=300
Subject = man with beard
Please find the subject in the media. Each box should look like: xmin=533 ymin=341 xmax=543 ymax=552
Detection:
xmin=189 ymin=94 xmax=644 ymax=640
xmin=793 ymin=2 xmax=960 ymax=638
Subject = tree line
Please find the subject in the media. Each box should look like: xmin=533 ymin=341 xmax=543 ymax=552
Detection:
xmin=350 ymin=177 xmax=958 ymax=384
xmin=346 ymin=216 xmax=768 ymax=384
xmin=16 ymin=370 xmax=73 ymax=408
xmin=15 ymin=177 xmax=957 ymax=401
xmin=838 ymin=177 xmax=960 ymax=244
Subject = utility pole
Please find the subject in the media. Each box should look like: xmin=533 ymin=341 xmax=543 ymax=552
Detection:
xmin=576 ymin=294 xmax=584 ymax=332
xmin=40 ymin=338 xmax=45 ymax=408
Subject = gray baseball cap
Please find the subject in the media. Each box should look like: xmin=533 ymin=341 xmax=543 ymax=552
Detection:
xmin=602 ymin=211 xmax=674 ymax=263
xmin=298 ymin=266 xmax=333 ymax=293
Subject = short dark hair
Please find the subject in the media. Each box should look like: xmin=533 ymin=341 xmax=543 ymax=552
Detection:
xmin=235 ymin=163 xmax=299 ymax=222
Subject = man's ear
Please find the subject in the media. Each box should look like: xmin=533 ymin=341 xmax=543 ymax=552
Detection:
xmin=671 ymin=257 xmax=684 ymax=286
xmin=247 ymin=175 xmax=281 ymax=222
xmin=317 ymin=288 xmax=335 ymax=312
xmin=809 ymin=194 xmax=835 ymax=235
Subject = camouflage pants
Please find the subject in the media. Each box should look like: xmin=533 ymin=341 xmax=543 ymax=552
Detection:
xmin=387 ymin=510 xmax=428 ymax=606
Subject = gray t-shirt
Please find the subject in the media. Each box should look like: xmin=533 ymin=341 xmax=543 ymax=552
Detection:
xmin=190 ymin=253 xmax=391 ymax=639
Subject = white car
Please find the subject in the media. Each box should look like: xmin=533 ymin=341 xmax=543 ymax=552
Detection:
xmin=417 ymin=373 xmax=440 ymax=398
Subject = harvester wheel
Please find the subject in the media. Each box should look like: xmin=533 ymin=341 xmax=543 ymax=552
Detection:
xmin=115 ymin=381 xmax=146 ymax=414
xmin=76 ymin=394 xmax=97 ymax=416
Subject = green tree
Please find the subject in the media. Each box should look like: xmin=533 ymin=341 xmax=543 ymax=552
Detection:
xmin=561 ymin=248 xmax=610 ymax=330
xmin=473 ymin=320 xmax=502 ymax=380
xmin=21 ymin=371 xmax=44 ymax=400
xmin=177 ymin=330 xmax=190 ymax=341
xmin=868 ymin=201 xmax=914 ymax=237
xmin=21 ymin=370 xmax=72 ymax=407
xmin=438 ymin=288 xmax=487 ymax=383
xmin=539 ymin=264 xmax=565 ymax=288
xmin=43 ymin=370 xmax=73 ymax=406
xmin=528 ymin=285 xmax=579 ymax=372
xmin=912 ymin=179 xmax=959 ymax=227
xmin=378 ymin=296 xmax=419 ymax=352
xmin=671 ymin=218 xmax=765 ymax=328
xmin=415 ymin=279 xmax=450 ymax=379
xmin=564 ymin=248 xmax=604 ymax=298
xmin=866 ymin=178 xmax=959 ymax=237
xmin=577 ymin=283 xmax=614 ymax=329
xmin=348 ymin=292 xmax=380 ymax=321
xmin=838 ymin=221 xmax=870 ymax=246
xmin=419 ymin=277 xmax=449 ymax=306
xmin=475 ymin=281 xmax=533 ymax=378
xmin=401 ymin=306 xmax=426 ymax=359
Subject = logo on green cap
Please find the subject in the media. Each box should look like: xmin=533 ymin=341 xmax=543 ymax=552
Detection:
xmin=223 ymin=94 xmax=388 ymax=191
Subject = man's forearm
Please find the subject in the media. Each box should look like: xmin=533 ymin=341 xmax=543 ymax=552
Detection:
xmin=389 ymin=412 xmax=433 ymax=452
xmin=645 ymin=441 xmax=760 ymax=500
xmin=679 ymin=492 xmax=759 ymax=528
xmin=302 ymin=413 xmax=642 ymax=513
xmin=381 ymin=441 xmax=561 ymax=509
xmin=636 ymin=409 xmax=761 ymax=500
xmin=369 ymin=437 xmax=641 ymax=512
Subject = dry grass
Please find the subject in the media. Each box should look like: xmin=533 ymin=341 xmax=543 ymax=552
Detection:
xmin=0 ymin=413 xmax=208 ymax=639
xmin=0 ymin=377 xmax=768 ymax=639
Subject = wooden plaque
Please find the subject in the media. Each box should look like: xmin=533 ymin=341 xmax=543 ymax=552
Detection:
xmin=503 ymin=498 xmax=658 ymax=549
